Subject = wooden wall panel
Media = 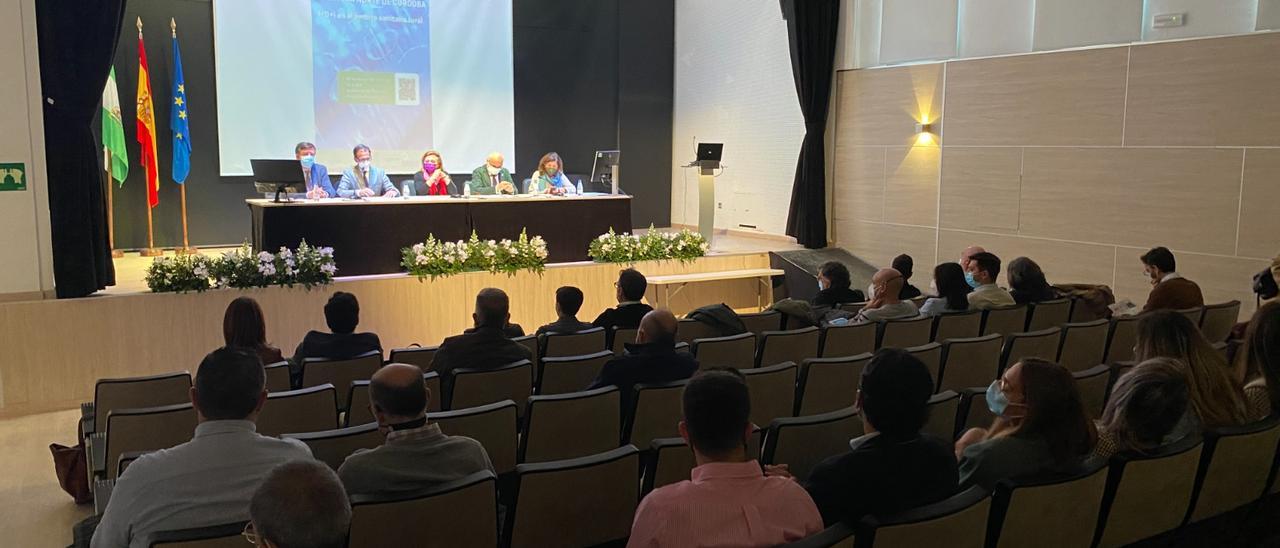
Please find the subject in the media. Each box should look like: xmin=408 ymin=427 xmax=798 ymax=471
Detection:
xmin=835 ymin=64 xmax=944 ymax=146
xmin=1112 ymin=246 xmax=1269 ymax=316
xmin=884 ymin=146 xmax=940 ymax=226
xmin=1125 ymin=33 xmax=1280 ymax=146
xmin=942 ymin=48 xmax=1128 ymax=146
xmin=1239 ymin=149 xmax=1280 ymax=259
xmin=832 ymin=146 xmax=884 ymax=223
xmin=939 ymin=147 xmax=1022 ymax=232
xmin=937 ymin=230 xmax=1117 ymax=287
xmin=834 ymin=221 xmax=938 ymax=271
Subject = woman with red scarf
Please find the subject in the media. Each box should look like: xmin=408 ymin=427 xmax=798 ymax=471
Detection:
xmin=409 ymin=150 xmax=456 ymax=196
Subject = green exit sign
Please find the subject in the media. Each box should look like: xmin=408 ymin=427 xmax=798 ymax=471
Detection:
xmin=0 ymin=163 xmax=26 ymax=192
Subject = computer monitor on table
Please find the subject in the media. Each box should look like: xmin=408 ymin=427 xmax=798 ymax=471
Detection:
xmin=589 ymin=150 xmax=620 ymax=194
xmin=250 ymin=159 xmax=306 ymax=203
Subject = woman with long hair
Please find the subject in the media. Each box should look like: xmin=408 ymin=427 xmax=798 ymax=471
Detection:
xmin=411 ymin=150 xmax=455 ymax=196
xmin=918 ymin=262 xmax=971 ymax=317
xmin=1006 ymin=256 xmax=1060 ymax=305
xmin=1135 ymin=310 xmax=1250 ymax=427
xmin=223 ymin=297 xmax=285 ymax=366
xmin=955 ymin=358 xmax=1096 ymax=489
xmin=527 ymin=152 xmax=577 ymax=195
xmin=1238 ymin=302 xmax=1280 ymax=419
xmin=1092 ymin=358 xmax=1191 ymax=459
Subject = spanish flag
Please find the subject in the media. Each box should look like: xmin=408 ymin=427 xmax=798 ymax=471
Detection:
xmin=136 ymin=19 xmax=160 ymax=208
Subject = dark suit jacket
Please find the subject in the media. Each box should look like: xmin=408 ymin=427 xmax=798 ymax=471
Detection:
xmin=1142 ymin=277 xmax=1205 ymax=312
xmin=463 ymin=323 xmax=525 ymax=338
xmin=813 ymin=286 xmax=866 ymax=307
xmin=536 ymin=316 xmax=594 ymax=335
xmin=432 ymin=325 xmax=533 ymax=395
xmin=290 ymin=331 xmax=382 ymax=387
xmin=899 ymin=283 xmax=922 ymax=300
xmin=587 ymin=342 xmax=698 ymax=409
xmin=804 ymin=433 xmax=959 ymax=526
xmin=591 ymin=302 xmax=654 ymax=331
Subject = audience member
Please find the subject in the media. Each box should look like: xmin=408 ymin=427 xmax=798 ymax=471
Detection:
xmin=964 ymin=252 xmax=1016 ymax=309
xmin=291 ymin=292 xmax=382 ymax=382
xmin=919 ymin=262 xmax=971 ymax=317
xmin=588 ymin=309 xmax=698 ymax=409
xmin=1136 ymin=311 xmax=1250 ymax=427
xmin=853 ymin=268 xmax=920 ymax=323
xmin=247 ymin=460 xmax=350 ymax=548
xmin=1238 ymin=302 xmax=1280 ymax=420
xmin=593 ymin=268 xmax=655 ymax=331
xmin=92 ymin=348 xmax=312 ymax=548
xmin=892 ymin=254 xmax=923 ymax=300
xmin=224 ymin=297 xmax=285 ymax=366
xmin=1007 ymin=257 xmax=1061 ymax=305
xmin=813 ymin=261 xmax=865 ymax=307
xmin=803 ymin=349 xmax=958 ymax=525
xmin=628 ymin=370 xmax=823 ymax=547
xmin=1091 ymin=358 xmax=1191 ymax=460
xmin=1139 ymin=247 xmax=1204 ymax=312
xmin=338 ymin=364 xmax=493 ymax=497
xmin=954 ymin=358 xmax=1095 ymax=490
xmin=959 ymin=245 xmax=986 ymax=271
xmin=536 ymin=286 xmax=594 ymax=335
xmin=432 ymin=288 xmax=534 ymax=395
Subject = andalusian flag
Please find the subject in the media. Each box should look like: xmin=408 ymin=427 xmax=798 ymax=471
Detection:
xmin=101 ymin=67 xmax=128 ymax=185
xmin=136 ymin=23 xmax=160 ymax=208
xmin=170 ymin=21 xmax=191 ymax=184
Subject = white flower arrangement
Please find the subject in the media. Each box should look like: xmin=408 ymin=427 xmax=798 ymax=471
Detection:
xmin=147 ymin=240 xmax=336 ymax=293
xmin=588 ymin=225 xmax=708 ymax=264
xmin=401 ymin=229 xmax=548 ymax=279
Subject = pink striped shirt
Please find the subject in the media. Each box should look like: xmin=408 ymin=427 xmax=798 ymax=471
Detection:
xmin=628 ymin=461 xmax=824 ymax=547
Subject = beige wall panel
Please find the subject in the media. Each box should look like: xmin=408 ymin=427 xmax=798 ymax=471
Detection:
xmin=939 ymin=147 xmax=1022 ymax=232
xmin=836 ymin=64 xmax=944 ymax=146
xmin=1239 ymin=149 xmax=1280 ymax=259
xmin=937 ymin=230 xmax=1116 ymax=287
xmin=1019 ymin=148 xmax=1242 ymax=255
xmin=1113 ymin=246 xmax=1268 ymax=319
xmin=832 ymin=146 xmax=885 ymax=223
xmin=942 ymin=48 xmax=1128 ymax=146
xmin=1125 ymin=33 xmax=1280 ymax=146
xmin=834 ymin=220 xmax=938 ymax=270
xmin=884 ymin=146 xmax=940 ymax=227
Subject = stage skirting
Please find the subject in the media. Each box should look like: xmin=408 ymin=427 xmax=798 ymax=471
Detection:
xmin=249 ymin=194 xmax=633 ymax=275
xmin=0 ymin=253 xmax=771 ymax=418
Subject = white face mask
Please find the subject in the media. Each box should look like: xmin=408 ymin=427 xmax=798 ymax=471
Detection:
xmin=486 ymin=165 xmax=502 ymax=175
xmin=357 ymin=160 xmax=371 ymax=171
xmin=929 ymin=279 xmax=938 ymax=295
xmin=867 ymin=284 xmax=877 ymax=300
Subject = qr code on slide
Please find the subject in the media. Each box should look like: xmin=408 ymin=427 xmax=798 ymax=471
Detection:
xmin=395 ymin=73 xmax=420 ymax=106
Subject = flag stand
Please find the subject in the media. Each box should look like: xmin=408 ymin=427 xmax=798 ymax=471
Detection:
xmin=105 ymin=151 xmax=123 ymax=258
xmin=137 ymin=17 xmax=163 ymax=258
xmin=140 ymin=202 xmax=163 ymax=257
xmin=176 ymin=184 xmax=197 ymax=255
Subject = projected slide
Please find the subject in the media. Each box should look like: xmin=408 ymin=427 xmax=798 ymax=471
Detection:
xmin=214 ymin=0 xmax=513 ymax=176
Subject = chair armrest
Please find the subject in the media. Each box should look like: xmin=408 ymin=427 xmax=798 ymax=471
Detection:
xmin=80 ymin=402 xmax=95 ymax=438
xmin=87 ymin=432 xmax=107 ymax=476
xmin=93 ymin=478 xmax=115 ymax=515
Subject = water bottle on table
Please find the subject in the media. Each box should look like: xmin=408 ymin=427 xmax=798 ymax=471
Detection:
xmin=576 ymin=179 xmax=583 ymax=195
xmin=402 ymin=182 xmax=412 ymax=197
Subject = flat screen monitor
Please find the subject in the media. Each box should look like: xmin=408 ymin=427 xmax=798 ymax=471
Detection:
xmin=590 ymin=150 xmax=620 ymax=184
xmin=696 ymin=143 xmax=723 ymax=163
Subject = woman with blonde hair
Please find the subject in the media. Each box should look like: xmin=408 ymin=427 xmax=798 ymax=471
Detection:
xmin=411 ymin=150 xmax=455 ymax=196
xmin=1135 ymin=310 xmax=1250 ymax=427
xmin=527 ymin=152 xmax=576 ymax=195
xmin=1091 ymin=358 xmax=1192 ymax=459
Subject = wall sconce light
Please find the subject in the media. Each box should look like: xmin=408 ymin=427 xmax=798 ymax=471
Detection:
xmin=915 ymin=121 xmax=934 ymax=134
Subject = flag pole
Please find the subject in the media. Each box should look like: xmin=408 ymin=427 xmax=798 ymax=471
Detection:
xmin=138 ymin=17 xmax=162 ymax=258
xmin=172 ymin=18 xmax=196 ymax=255
xmin=105 ymin=148 xmax=123 ymax=258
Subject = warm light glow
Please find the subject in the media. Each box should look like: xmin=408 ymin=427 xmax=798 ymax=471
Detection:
xmin=915 ymin=132 xmax=934 ymax=145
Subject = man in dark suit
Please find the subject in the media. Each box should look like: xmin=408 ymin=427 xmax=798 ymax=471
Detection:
xmin=592 ymin=268 xmax=654 ymax=332
xmin=1140 ymin=246 xmax=1204 ymax=312
xmin=536 ymin=286 xmax=594 ymax=335
xmin=797 ymin=348 xmax=958 ymax=525
xmin=296 ymin=141 xmax=335 ymax=199
xmin=291 ymin=292 xmax=382 ymax=385
xmin=588 ymin=309 xmax=698 ymax=409
xmin=432 ymin=288 xmax=533 ymax=395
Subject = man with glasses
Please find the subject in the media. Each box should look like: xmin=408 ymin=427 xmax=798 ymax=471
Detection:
xmin=852 ymin=268 xmax=919 ymax=324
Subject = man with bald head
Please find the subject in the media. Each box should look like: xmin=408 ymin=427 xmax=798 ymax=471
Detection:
xmin=337 ymin=363 xmax=493 ymax=497
xmin=853 ymin=268 xmax=920 ymax=324
xmin=588 ymin=309 xmax=698 ymax=408
xmin=959 ymin=245 xmax=986 ymax=271
xmin=470 ymin=152 xmax=516 ymax=195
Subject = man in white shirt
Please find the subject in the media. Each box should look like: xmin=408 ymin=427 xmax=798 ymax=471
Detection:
xmin=91 ymin=348 xmax=313 ymax=548
xmin=854 ymin=268 xmax=920 ymax=324
xmin=964 ymin=252 xmax=1016 ymax=310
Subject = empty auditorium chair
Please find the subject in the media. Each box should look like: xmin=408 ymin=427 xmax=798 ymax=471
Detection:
xmin=1176 ymin=306 xmax=1204 ymax=327
xmin=905 ymin=343 xmax=942 ymax=391
xmin=820 ymin=321 xmax=877 ymax=358
xmin=263 ymin=361 xmax=292 ymax=393
xmin=512 ymin=335 xmax=538 ymax=361
xmin=300 ymin=350 xmax=382 ymax=411
xmin=877 ymin=316 xmax=933 ymax=349
xmin=503 ymin=446 xmax=640 ymax=548
xmin=624 ymin=380 xmax=688 ymax=448
xmin=345 ymin=372 xmax=442 ymax=427
xmin=283 ymin=422 xmax=383 ymax=470
xmin=922 ymin=391 xmax=960 ymax=442
xmin=539 ymin=327 xmax=607 ymax=361
xmin=1198 ymin=300 xmax=1241 ymax=344
xmin=1094 ymin=438 xmax=1204 ymax=548
xmin=756 ymin=327 xmax=822 ymax=368
xmin=676 ymin=318 xmax=722 ymax=345
xmin=611 ymin=327 xmax=638 ymax=354
xmin=642 ymin=437 xmax=696 ymax=496
xmin=448 ymin=360 xmax=532 ymax=414
xmin=348 ymin=471 xmax=497 ymax=548
xmin=145 ymin=522 xmax=247 ymax=548
xmin=82 ymin=371 xmax=191 ymax=439
xmin=988 ymin=459 xmax=1109 ymax=548
xmin=853 ymin=486 xmax=990 ymax=548
xmin=388 ymin=346 xmax=438 ymax=372
xmin=1026 ymin=298 xmax=1072 ymax=332
xmin=796 ymin=354 xmax=873 ymax=416
xmin=1104 ymin=314 xmax=1143 ymax=364
xmin=1072 ymin=365 xmax=1111 ymax=419
xmin=691 ymin=332 xmax=757 ymax=369
xmin=937 ymin=334 xmax=1003 ymax=394
xmin=761 ymin=406 xmax=862 ymax=481
xmin=998 ymin=328 xmax=1062 ymax=372
xmin=1186 ymin=418 xmax=1280 ymax=523
xmin=520 ymin=386 xmax=621 ymax=463
xmin=97 ymin=403 xmax=197 ymax=480
xmin=931 ymin=309 xmax=982 ymax=344
xmin=428 ymin=400 xmax=520 ymax=475
xmin=740 ymin=310 xmax=783 ymax=334
xmin=981 ymin=305 xmax=1029 ymax=338
xmin=743 ymin=362 xmax=799 ymax=426
xmin=1056 ymin=319 xmax=1109 ymax=373
xmin=536 ymin=350 xmax=613 ymax=395
xmin=257 ymin=384 xmax=340 ymax=437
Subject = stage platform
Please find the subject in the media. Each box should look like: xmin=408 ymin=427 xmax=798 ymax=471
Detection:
xmin=0 ymin=230 xmax=799 ymax=418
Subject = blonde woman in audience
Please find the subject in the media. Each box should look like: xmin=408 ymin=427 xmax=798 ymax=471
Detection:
xmin=954 ymin=358 xmax=1096 ymax=490
xmin=1238 ymin=302 xmax=1280 ymax=420
xmin=1091 ymin=358 xmax=1192 ymax=460
xmin=1135 ymin=311 xmax=1251 ymax=428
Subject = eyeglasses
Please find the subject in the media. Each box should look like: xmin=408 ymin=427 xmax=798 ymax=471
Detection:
xmin=242 ymin=522 xmax=259 ymax=545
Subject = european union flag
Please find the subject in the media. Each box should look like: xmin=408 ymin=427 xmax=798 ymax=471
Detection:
xmin=170 ymin=22 xmax=191 ymax=184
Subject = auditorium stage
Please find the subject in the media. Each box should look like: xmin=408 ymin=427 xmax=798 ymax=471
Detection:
xmin=0 ymin=230 xmax=799 ymax=419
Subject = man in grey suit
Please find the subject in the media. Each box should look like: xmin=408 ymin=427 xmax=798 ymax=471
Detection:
xmin=337 ymin=144 xmax=399 ymax=198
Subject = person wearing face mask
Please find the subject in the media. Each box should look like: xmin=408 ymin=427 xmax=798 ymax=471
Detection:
xmin=409 ymin=150 xmax=456 ymax=196
xmin=295 ymin=142 xmax=334 ymax=200
xmin=470 ymin=152 xmax=516 ymax=195
xmin=812 ymin=261 xmax=865 ymax=307
xmin=337 ymin=143 xmax=398 ymax=198
xmin=954 ymin=358 xmax=1096 ymax=490
xmin=919 ymin=262 xmax=972 ymax=317
xmin=1139 ymin=246 xmax=1203 ymax=312
xmin=853 ymin=268 xmax=920 ymax=324
xmin=527 ymin=152 xmax=577 ymax=195
xmin=964 ymin=252 xmax=1015 ymax=310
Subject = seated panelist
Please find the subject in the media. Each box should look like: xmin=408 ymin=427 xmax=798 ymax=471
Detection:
xmin=296 ymin=141 xmax=335 ymax=199
xmin=527 ymin=152 xmax=577 ymax=196
xmin=338 ymin=144 xmax=399 ymax=198
xmin=470 ymin=152 xmax=516 ymax=195
xmin=410 ymin=150 xmax=456 ymax=196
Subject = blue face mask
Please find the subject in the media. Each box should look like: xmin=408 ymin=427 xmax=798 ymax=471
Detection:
xmin=299 ymin=154 xmax=315 ymax=168
xmin=986 ymin=380 xmax=1009 ymax=416
xmin=964 ymin=271 xmax=981 ymax=289
xmin=817 ymin=279 xmax=825 ymax=291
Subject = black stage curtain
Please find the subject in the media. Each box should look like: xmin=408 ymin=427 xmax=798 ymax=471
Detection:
xmin=36 ymin=0 xmax=127 ymax=297
xmin=780 ymin=0 xmax=839 ymax=249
